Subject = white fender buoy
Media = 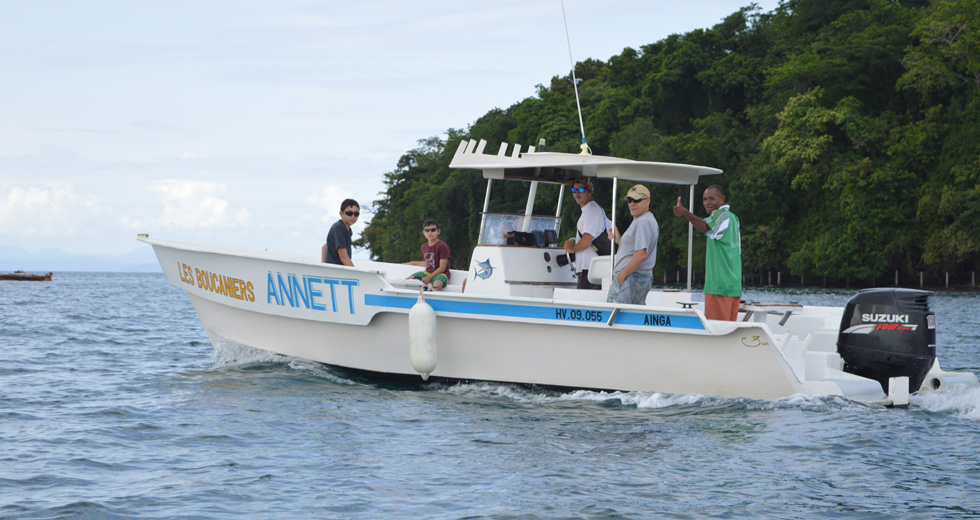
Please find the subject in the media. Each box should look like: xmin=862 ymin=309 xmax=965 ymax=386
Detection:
xmin=409 ymin=291 xmax=438 ymax=380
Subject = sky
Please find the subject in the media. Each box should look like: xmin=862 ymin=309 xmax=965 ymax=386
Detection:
xmin=1 ymin=0 xmax=781 ymax=260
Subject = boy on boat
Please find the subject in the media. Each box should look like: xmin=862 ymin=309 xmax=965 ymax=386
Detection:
xmin=322 ymin=198 xmax=360 ymax=266
xmin=405 ymin=219 xmax=451 ymax=291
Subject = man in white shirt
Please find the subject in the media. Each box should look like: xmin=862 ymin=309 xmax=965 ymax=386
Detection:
xmin=563 ymin=178 xmax=611 ymax=289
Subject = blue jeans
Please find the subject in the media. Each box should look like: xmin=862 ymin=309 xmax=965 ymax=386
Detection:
xmin=606 ymin=271 xmax=652 ymax=305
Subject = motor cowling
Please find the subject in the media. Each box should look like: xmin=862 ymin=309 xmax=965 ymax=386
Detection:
xmin=837 ymin=288 xmax=936 ymax=393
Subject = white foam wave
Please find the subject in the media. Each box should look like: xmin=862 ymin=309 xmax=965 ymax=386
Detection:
xmin=286 ymin=358 xmax=359 ymax=386
xmin=434 ymin=383 xmax=882 ymax=413
xmin=764 ymin=393 xmax=866 ymax=411
xmin=437 ymin=382 xmax=561 ymax=403
xmin=560 ymin=389 xmax=716 ymax=409
xmin=435 ymin=383 xmax=720 ymax=408
xmin=912 ymin=384 xmax=980 ymax=421
xmin=208 ymin=335 xmax=289 ymax=368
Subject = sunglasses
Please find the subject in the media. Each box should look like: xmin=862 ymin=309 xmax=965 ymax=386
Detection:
xmin=423 ymin=227 xmax=438 ymax=232
xmin=570 ymin=187 xmax=589 ymax=193
xmin=626 ymin=197 xmax=647 ymax=204
xmin=344 ymin=210 xmax=360 ymax=217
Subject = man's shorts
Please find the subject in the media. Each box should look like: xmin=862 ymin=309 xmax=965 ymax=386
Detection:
xmin=705 ymin=293 xmax=740 ymax=321
xmin=606 ymin=271 xmax=652 ymax=305
xmin=412 ymin=271 xmax=449 ymax=286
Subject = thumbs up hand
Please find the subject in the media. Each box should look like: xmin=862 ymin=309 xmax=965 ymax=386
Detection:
xmin=673 ymin=196 xmax=686 ymax=216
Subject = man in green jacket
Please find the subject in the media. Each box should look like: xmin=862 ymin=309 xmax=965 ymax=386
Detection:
xmin=673 ymin=185 xmax=742 ymax=320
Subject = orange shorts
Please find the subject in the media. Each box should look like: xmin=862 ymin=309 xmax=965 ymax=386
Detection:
xmin=705 ymin=294 xmax=740 ymax=321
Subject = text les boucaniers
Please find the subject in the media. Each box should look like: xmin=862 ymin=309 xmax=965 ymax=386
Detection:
xmin=178 ymin=262 xmax=256 ymax=302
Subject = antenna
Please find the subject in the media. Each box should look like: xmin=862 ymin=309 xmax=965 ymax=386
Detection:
xmin=561 ymin=0 xmax=590 ymax=155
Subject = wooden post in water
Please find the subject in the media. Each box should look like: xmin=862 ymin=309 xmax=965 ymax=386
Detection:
xmin=801 ymin=275 xmax=804 ymax=287
xmin=895 ymin=270 xmax=898 ymax=287
xmin=920 ymin=272 xmax=923 ymax=288
xmin=778 ymin=271 xmax=781 ymax=286
xmin=768 ymin=271 xmax=772 ymax=286
xmin=946 ymin=272 xmax=949 ymax=289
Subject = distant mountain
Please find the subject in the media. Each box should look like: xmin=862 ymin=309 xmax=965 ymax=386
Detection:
xmin=0 ymin=245 xmax=161 ymax=272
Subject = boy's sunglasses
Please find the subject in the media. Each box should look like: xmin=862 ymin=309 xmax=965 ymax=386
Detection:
xmin=423 ymin=227 xmax=438 ymax=232
xmin=344 ymin=210 xmax=360 ymax=217
xmin=626 ymin=197 xmax=647 ymax=204
xmin=570 ymin=187 xmax=589 ymax=193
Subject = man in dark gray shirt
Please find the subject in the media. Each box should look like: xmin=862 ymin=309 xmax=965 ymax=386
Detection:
xmin=322 ymin=199 xmax=359 ymax=266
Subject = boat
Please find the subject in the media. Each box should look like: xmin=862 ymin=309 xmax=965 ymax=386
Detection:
xmin=139 ymin=139 xmax=978 ymax=406
xmin=0 ymin=271 xmax=53 ymax=281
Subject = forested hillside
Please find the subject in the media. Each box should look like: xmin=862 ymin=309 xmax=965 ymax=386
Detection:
xmin=360 ymin=0 xmax=980 ymax=287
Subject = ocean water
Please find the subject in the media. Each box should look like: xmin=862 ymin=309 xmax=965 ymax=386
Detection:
xmin=2 ymin=272 xmax=980 ymax=519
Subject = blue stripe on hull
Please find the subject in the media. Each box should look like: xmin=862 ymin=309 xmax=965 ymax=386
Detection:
xmin=364 ymin=294 xmax=705 ymax=330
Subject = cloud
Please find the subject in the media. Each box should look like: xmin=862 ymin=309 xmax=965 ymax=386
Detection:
xmin=308 ymin=185 xmax=354 ymax=223
xmin=119 ymin=215 xmax=144 ymax=231
xmin=306 ymin=185 xmax=372 ymax=239
xmin=0 ymin=182 xmax=98 ymax=237
xmin=149 ymin=179 xmax=251 ymax=229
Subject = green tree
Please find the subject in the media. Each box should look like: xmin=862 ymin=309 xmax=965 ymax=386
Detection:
xmin=899 ymin=0 xmax=980 ymax=95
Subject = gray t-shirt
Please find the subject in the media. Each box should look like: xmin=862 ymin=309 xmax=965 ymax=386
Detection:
xmin=613 ymin=211 xmax=658 ymax=275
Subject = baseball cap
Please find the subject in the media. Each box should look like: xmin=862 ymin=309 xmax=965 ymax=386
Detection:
xmin=626 ymin=184 xmax=650 ymax=199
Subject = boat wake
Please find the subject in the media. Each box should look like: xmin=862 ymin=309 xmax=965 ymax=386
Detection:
xmin=558 ymin=389 xmax=867 ymax=412
xmin=435 ymin=382 xmax=729 ymax=409
xmin=437 ymin=382 xmax=980 ymax=419
xmin=284 ymin=358 xmax=362 ymax=386
xmin=209 ymin=336 xmax=289 ymax=368
xmin=207 ymin=335 xmax=365 ymax=386
xmin=433 ymin=382 xmax=874 ymax=413
xmin=205 ymin=334 xmax=980 ymax=420
xmin=562 ymin=389 xmax=721 ymax=409
xmin=911 ymin=384 xmax=980 ymax=421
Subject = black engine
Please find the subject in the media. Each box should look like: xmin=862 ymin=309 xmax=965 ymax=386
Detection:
xmin=837 ymin=288 xmax=937 ymax=394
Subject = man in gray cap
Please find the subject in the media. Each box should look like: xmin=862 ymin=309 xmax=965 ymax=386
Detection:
xmin=606 ymin=184 xmax=658 ymax=304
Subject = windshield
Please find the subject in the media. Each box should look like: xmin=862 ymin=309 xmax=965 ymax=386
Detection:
xmin=480 ymin=213 xmax=560 ymax=246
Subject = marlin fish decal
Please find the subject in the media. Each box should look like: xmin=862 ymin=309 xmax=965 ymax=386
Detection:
xmin=473 ymin=259 xmax=494 ymax=280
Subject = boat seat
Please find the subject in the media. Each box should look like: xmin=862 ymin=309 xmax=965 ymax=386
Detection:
xmin=587 ymin=256 xmax=612 ymax=286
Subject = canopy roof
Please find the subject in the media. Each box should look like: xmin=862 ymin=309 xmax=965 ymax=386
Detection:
xmin=449 ymin=139 xmax=722 ymax=185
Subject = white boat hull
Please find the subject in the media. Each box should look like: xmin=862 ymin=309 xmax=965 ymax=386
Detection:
xmin=142 ymin=236 xmax=977 ymax=405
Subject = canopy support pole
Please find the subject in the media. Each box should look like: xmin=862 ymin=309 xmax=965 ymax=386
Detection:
xmin=478 ymin=179 xmax=493 ymax=242
xmin=522 ymin=181 xmax=539 ymax=232
xmin=554 ymin=183 xmax=565 ymax=236
xmin=610 ymin=177 xmax=618 ymax=283
xmin=687 ymin=184 xmax=695 ymax=292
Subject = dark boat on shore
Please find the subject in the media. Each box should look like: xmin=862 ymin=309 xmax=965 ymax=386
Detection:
xmin=0 ymin=271 xmax=53 ymax=281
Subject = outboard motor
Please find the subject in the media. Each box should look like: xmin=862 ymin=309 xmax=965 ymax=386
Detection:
xmin=837 ymin=288 xmax=936 ymax=393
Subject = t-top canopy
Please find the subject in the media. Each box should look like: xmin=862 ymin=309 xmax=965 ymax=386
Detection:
xmin=449 ymin=139 xmax=722 ymax=185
